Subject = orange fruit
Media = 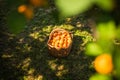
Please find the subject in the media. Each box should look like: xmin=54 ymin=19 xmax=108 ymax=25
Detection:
xmin=51 ymin=42 xmax=55 ymax=46
xmin=49 ymin=30 xmax=72 ymax=49
xmin=24 ymin=7 xmax=34 ymax=19
xmin=53 ymin=32 xmax=58 ymax=37
xmin=30 ymin=0 xmax=44 ymax=7
xmin=94 ymin=53 xmax=113 ymax=74
xmin=55 ymin=41 xmax=60 ymax=50
xmin=18 ymin=5 xmax=27 ymax=13
xmin=55 ymin=36 xmax=60 ymax=41
xmin=59 ymin=39 xmax=63 ymax=45
xmin=62 ymin=43 xmax=66 ymax=48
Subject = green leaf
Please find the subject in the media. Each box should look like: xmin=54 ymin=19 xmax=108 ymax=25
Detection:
xmin=96 ymin=40 xmax=114 ymax=54
xmin=97 ymin=21 xmax=116 ymax=40
xmin=94 ymin=0 xmax=114 ymax=11
xmin=85 ymin=42 xmax=103 ymax=56
xmin=7 ymin=10 xmax=26 ymax=34
xmin=5 ymin=0 xmax=25 ymax=7
xmin=55 ymin=0 xmax=93 ymax=17
xmin=89 ymin=73 xmax=112 ymax=80
xmin=94 ymin=21 xmax=116 ymax=53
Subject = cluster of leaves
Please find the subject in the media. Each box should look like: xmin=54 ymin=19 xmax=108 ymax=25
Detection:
xmin=6 ymin=0 xmax=48 ymax=34
xmin=55 ymin=0 xmax=120 ymax=80
xmin=55 ymin=0 xmax=113 ymax=17
xmin=86 ymin=21 xmax=120 ymax=80
xmin=5 ymin=0 xmax=120 ymax=80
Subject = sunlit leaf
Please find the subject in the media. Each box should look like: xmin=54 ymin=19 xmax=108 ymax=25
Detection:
xmin=89 ymin=73 xmax=112 ymax=80
xmin=85 ymin=42 xmax=103 ymax=56
xmin=96 ymin=21 xmax=116 ymax=40
xmin=96 ymin=40 xmax=114 ymax=54
xmin=7 ymin=10 xmax=26 ymax=34
xmin=55 ymin=0 xmax=93 ymax=17
xmin=94 ymin=0 xmax=114 ymax=11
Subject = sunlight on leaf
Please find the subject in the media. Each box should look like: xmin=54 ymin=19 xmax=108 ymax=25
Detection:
xmin=29 ymin=31 xmax=40 ymax=39
xmin=47 ymin=59 xmax=58 ymax=71
xmin=56 ymin=69 xmax=68 ymax=77
xmin=55 ymin=0 xmax=93 ymax=17
xmin=7 ymin=10 xmax=26 ymax=34
xmin=2 ymin=53 xmax=13 ymax=58
xmin=27 ymin=68 xmax=35 ymax=75
xmin=89 ymin=73 xmax=112 ymax=80
xmin=42 ymin=25 xmax=53 ymax=32
xmin=20 ymin=57 xmax=31 ymax=71
xmin=54 ymin=25 xmax=74 ymax=30
xmin=35 ymin=75 xmax=44 ymax=80
xmin=57 ymin=65 xmax=64 ymax=71
xmin=85 ymin=42 xmax=103 ymax=56
xmin=74 ymin=30 xmax=94 ymax=46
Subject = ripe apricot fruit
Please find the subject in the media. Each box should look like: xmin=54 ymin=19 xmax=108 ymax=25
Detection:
xmin=49 ymin=31 xmax=71 ymax=49
xmin=24 ymin=7 xmax=34 ymax=19
xmin=30 ymin=0 xmax=47 ymax=7
xmin=94 ymin=53 xmax=113 ymax=74
xmin=18 ymin=5 xmax=33 ymax=19
xmin=18 ymin=5 xmax=27 ymax=13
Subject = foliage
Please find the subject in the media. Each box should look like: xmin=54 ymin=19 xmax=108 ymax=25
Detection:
xmin=55 ymin=0 xmax=93 ymax=17
xmin=2 ymin=0 xmax=120 ymax=80
xmin=55 ymin=0 xmax=120 ymax=80
xmin=7 ymin=10 xmax=26 ymax=34
xmin=55 ymin=0 xmax=113 ymax=17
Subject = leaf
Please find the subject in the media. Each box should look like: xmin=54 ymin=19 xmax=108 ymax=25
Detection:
xmin=97 ymin=21 xmax=116 ymax=40
xmin=5 ymin=0 xmax=25 ymax=7
xmin=7 ymin=10 xmax=26 ymax=34
xmin=85 ymin=42 xmax=103 ymax=56
xmin=89 ymin=73 xmax=112 ymax=80
xmin=55 ymin=0 xmax=93 ymax=17
xmin=96 ymin=40 xmax=114 ymax=54
xmin=94 ymin=21 xmax=116 ymax=53
xmin=94 ymin=0 xmax=114 ymax=11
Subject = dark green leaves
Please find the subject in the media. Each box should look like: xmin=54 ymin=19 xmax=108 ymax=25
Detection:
xmin=7 ymin=10 xmax=26 ymax=34
xmin=113 ymin=45 xmax=120 ymax=80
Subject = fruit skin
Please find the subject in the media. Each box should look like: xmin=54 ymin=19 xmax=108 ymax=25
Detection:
xmin=49 ymin=30 xmax=72 ymax=49
xmin=94 ymin=53 xmax=113 ymax=74
xmin=24 ymin=7 xmax=33 ymax=19
xmin=30 ymin=0 xmax=47 ymax=7
xmin=18 ymin=5 xmax=27 ymax=13
xmin=18 ymin=5 xmax=33 ymax=19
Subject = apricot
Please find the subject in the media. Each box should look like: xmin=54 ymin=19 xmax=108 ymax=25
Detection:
xmin=94 ymin=53 xmax=113 ymax=74
xmin=18 ymin=5 xmax=27 ymax=13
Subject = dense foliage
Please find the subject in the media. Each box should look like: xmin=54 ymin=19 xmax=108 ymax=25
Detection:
xmin=1 ymin=0 xmax=120 ymax=80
